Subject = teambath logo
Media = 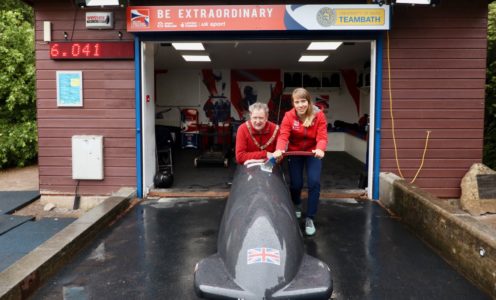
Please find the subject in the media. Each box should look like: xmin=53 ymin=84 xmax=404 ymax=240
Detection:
xmin=316 ymin=7 xmax=336 ymax=27
xmin=131 ymin=9 xmax=150 ymax=28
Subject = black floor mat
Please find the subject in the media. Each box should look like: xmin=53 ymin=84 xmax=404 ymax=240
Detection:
xmin=0 ymin=215 xmax=34 ymax=235
xmin=0 ymin=217 xmax=75 ymax=272
xmin=168 ymin=150 xmax=364 ymax=190
xmin=0 ymin=191 xmax=40 ymax=215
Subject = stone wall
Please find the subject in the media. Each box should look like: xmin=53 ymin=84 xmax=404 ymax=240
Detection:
xmin=379 ymin=172 xmax=496 ymax=298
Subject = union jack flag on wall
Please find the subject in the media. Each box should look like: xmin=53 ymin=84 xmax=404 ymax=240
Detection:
xmin=247 ymin=247 xmax=281 ymax=265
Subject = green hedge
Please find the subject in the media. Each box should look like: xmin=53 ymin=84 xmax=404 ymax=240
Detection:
xmin=0 ymin=121 xmax=37 ymax=168
xmin=484 ymin=3 xmax=496 ymax=169
xmin=0 ymin=2 xmax=36 ymax=169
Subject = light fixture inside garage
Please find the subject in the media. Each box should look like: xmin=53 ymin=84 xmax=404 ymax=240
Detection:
xmin=182 ymin=55 xmax=211 ymax=62
xmin=172 ymin=43 xmax=205 ymax=51
xmin=307 ymin=42 xmax=342 ymax=50
xmin=299 ymin=55 xmax=328 ymax=62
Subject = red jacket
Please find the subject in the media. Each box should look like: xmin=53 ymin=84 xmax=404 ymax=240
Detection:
xmin=276 ymin=108 xmax=328 ymax=152
xmin=235 ymin=121 xmax=279 ymax=164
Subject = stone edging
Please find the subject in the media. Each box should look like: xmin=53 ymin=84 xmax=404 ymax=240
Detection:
xmin=379 ymin=172 xmax=496 ymax=298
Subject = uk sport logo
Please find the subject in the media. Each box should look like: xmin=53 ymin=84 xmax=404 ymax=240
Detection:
xmin=130 ymin=9 xmax=150 ymax=28
xmin=247 ymin=247 xmax=281 ymax=265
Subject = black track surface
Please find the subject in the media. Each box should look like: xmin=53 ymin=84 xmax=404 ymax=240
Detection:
xmin=32 ymin=198 xmax=489 ymax=299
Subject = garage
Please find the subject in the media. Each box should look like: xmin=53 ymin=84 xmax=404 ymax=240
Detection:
xmin=127 ymin=4 xmax=389 ymax=197
xmin=138 ymin=38 xmax=376 ymax=196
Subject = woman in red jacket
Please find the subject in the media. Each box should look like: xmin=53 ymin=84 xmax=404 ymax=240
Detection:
xmin=273 ymin=88 xmax=328 ymax=236
xmin=235 ymin=102 xmax=279 ymax=165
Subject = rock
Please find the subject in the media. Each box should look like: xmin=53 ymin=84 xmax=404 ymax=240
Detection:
xmin=43 ymin=202 xmax=56 ymax=211
xmin=460 ymin=163 xmax=496 ymax=216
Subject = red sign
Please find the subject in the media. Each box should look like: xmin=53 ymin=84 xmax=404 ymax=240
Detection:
xmin=127 ymin=5 xmax=391 ymax=32
xmin=127 ymin=5 xmax=286 ymax=32
xmin=49 ymin=42 xmax=134 ymax=60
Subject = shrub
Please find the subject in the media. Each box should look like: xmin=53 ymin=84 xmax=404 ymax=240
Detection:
xmin=0 ymin=2 xmax=37 ymax=169
xmin=484 ymin=3 xmax=496 ymax=169
xmin=0 ymin=121 xmax=37 ymax=168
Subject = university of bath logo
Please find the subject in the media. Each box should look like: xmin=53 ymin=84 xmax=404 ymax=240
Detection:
xmin=131 ymin=9 xmax=150 ymax=28
xmin=316 ymin=7 xmax=336 ymax=27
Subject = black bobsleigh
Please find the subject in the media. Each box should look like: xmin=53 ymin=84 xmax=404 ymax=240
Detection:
xmin=194 ymin=163 xmax=333 ymax=299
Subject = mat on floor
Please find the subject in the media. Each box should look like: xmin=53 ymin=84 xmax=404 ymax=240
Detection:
xmin=0 ymin=217 xmax=76 ymax=272
xmin=0 ymin=215 xmax=34 ymax=235
xmin=0 ymin=191 xmax=40 ymax=215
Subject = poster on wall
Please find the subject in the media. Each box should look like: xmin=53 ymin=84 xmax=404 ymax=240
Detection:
xmin=230 ymin=69 xmax=282 ymax=121
xmin=275 ymin=94 xmax=329 ymax=125
xmin=237 ymin=81 xmax=275 ymax=106
xmin=201 ymin=69 xmax=231 ymax=125
xmin=315 ymin=95 xmax=330 ymax=115
xmin=56 ymin=71 xmax=83 ymax=107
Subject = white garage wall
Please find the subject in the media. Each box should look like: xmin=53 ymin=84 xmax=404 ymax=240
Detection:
xmin=156 ymin=69 xmax=233 ymax=126
xmin=326 ymin=88 xmax=358 ymax=126
xmin=359 ymin=89 xmax=370 ymax=118
xmin=155 ymin=69 xmax=369 ymax=126
xmin=141 ymin=42 xmax=157 ymax=195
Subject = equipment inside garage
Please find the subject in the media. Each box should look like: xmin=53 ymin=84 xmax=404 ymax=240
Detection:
xmin=151 ymin=40 xmax=371 ymax=191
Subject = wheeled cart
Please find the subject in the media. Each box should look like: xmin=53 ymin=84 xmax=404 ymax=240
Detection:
xmin=194 ymin=123 xmax=231 ymax=168
xmin=180 ymin=108 xmax=200 ymax=149
xmin=154 ymin=125 xmax=174 ymax=188
xmin=194 ymin=151 xmax=229 ymax=168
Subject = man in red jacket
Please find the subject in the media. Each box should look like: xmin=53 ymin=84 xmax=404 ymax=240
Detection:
xmin=235 ymin=102 xmax=279 ymax=165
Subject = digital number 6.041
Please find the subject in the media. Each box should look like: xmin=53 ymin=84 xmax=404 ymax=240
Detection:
xmin=49 ymin=42 xmax=134 ymax=60
xmin=50 ymin=43 xmax=101 ymax=57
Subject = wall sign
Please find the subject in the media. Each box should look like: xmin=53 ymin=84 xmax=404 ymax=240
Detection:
xmin=86 ymin=12 xmax=114 ymax=29
xmin=50 ymin=42 xmax=134 ymax=60
xmin=56 ymin=71 xmax=83 ymax=107
xmin=127 ymin=4 xmax=390 ymax=32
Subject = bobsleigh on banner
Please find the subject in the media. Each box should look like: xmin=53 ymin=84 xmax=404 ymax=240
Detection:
xmin=194 ymin=163 xmax=332 ymax=300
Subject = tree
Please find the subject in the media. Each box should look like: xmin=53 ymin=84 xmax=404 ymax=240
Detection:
xmin=0 ymin=0 xmax=33 ymax=25
xmin=0 ymin=0 xmax=37 ymax=168
xmin=484 ymin=2 xmax=496 ymax=169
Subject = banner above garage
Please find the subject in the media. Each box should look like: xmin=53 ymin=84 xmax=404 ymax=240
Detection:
xmin=127 ymin=4 xmax=390 ymax=32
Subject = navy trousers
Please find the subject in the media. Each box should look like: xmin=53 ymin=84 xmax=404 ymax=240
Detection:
xmin=287 ymin=156 xmax=322 ymax=219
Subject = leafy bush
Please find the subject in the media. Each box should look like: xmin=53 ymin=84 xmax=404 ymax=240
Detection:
xmin=484 ymin=3 xmax=496 ymax=169
xmin=0 ymin=1 xmax=37 ymax=169
xmin=0 ymin=121 xmax=37 ymax=168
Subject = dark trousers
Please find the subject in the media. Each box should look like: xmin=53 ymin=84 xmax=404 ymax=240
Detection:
xmin=287 ymin=156 xmax=322 ymax=219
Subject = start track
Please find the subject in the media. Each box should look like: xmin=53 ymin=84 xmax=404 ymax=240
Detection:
xmin=32 ymin=198 xmax=489 ymax=299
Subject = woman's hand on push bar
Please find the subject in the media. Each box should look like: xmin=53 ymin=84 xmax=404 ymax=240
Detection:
xmin=312 ymin=149 xmax=325 ymax=159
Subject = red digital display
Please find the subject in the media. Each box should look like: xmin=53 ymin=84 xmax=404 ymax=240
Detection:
xmin=49 ymin=42 xmax=134 ymax=60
